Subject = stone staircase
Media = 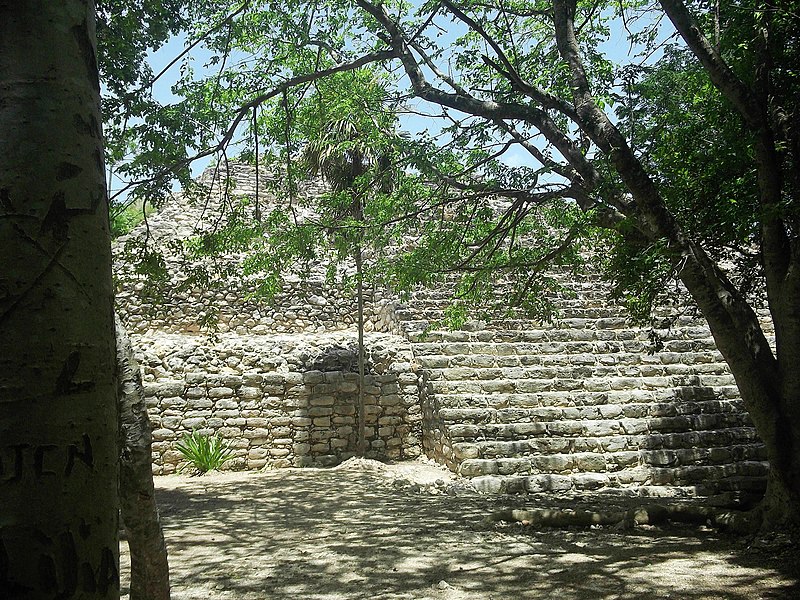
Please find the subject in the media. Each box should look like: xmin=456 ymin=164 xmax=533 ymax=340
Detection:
xmin=396 ymin=284 xmax=769 ymax=497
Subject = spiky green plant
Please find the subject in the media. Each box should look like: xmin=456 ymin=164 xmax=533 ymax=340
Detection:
xmin=176 ymin=430 xmax=233 ymax=474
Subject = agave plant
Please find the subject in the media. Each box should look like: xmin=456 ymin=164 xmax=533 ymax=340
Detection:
xmin=176 ymin=430 xmax=233 ymax=474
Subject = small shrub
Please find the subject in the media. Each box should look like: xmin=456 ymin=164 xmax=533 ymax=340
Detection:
xmin=176 ymin=431 xmax=233 ymax=474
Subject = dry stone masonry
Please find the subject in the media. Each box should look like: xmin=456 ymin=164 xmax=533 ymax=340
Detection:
xmin=140 ymin=333 xmax=422 ymax=472
xmin=114 ymin=163 xmax=768 ymax=498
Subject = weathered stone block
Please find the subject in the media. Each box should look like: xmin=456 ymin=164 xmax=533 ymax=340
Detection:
xmin=524 ymin=474 xmax=573 ymax=492
xmin=532 ymin=455 xmax=573 ymax=472
xmin=239 ymin=386 xmax=261 ymax=399
xmin=573 ymin=473 xmax=609 ymax=490
xmin=310 ymin=395 xmax=335 ymax=407
xmin=181 ymin=417 xmax=206 ymax=429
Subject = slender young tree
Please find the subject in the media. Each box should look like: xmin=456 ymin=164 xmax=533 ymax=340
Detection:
xmin=0 ymin=2 xmax=119 ymax=597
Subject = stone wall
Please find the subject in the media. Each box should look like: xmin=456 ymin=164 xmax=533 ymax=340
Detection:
xmin=113 ymin=163 xmax=769 ymax=497
xmin=135 ymin=332 xmax=422 ymax=473
xmin=114 ymin=166 xmax=401 ymax=337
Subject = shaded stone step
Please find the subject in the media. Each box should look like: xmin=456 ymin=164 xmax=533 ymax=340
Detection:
xmin=430 ymin=389 xmax=742 ymax=411
xmin=463 ymin=463 xmax=769 ymax=494
xmin=427 ymin=374 xmax=737 ymax=396
xmin=452 ymin=430 xmax=763 ymax=463
xmin=447 ymin=413 xmax=758 ymax=452
xmin=438 ymin=407 xmax=751 ymax=431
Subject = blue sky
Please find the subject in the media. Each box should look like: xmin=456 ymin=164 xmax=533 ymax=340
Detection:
xmin=114 ymin=6 xmax=671 ymax=196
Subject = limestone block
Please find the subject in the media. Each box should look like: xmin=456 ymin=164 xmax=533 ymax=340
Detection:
xmin=214 ymin=409 xmax=239 ymax=418
xmin=310 ymin=395 xmax=335 ymax=407
xmin=293 ymin=442 xmax=311 ymax=455
xmin=380 ymin=394 xmax=402 ymax=406
xmin=458 ymin=459 xmax=499 ymax=477
xmin=574 ymin=453 xmax=607 ymax=472
xmin=573 ymin=473 xmax=609 ymax=490
xmin=529 ymin=438 xmax=570 ymax=454
xmin=181 ymin=417 xmax=206 ymax=429
xmin=244 ymin=428 xmax=271 ymax=441
xmin=532 ymin=455 xmax=573 ymax=472
xmin=185 ymin=372 xmax=206 ymax=384
xmin=471 ymin=476 xmax=506 ymax=493
xmin=269 ymin=448 xmax=290 ymax=457
xmin=524 ymin=474 xmax=573 ymax=492
xmin=152 ymin=428 xmax=176 ymax=440
xmin=512 ymin=423 xmax=547 ymax=436
xmin=547 ymin=421 xmax=584 ymax=436
xmin=185 ymin=387 xmax=206 ymax=399
xmin=208 ymin=386 xmax=234 ymax=398
xmin=453 ymin=442 xmax=479 ymax=460
xmin=239 ymin=386 xmax=261 ymax=399
xmin=160 ymin=416 xmax=182 ymax=430
xmin=313 ymin=417 xmax=331 ymax=427
xmin=303 ymin=370 xmax=325 ymax=384
xmin=214 ymin=399 xmax=239 ymax=410
xmin=615 ymin=468 xmax=650 ymax=485
xmin=308 ymin=407 xmax=333 ymax=417
xmin=583 ymin=420 xmax=621 ymax=437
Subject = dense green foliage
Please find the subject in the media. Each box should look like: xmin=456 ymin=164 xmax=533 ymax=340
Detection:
xmin=100 ymin=0 xmax=799 ymax=328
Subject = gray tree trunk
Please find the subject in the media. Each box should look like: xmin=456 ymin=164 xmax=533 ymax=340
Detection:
xmin=0 ymin=1 xmax=120 ymax=597
xmin=116 ymin=315 xmax=170 ymax=600
xmin=355 ymin=247 xmax=367 ymax=456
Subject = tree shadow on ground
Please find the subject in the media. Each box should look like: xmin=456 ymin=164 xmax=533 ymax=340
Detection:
xmin=121 ymin=470 xmax=798 ymax=600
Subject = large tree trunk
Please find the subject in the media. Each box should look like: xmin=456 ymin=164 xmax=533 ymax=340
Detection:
xmin=0 ymin=2 xmax=120 ymax=597
xmin=554 ymin=0 xmax=800 ymax=534
xmin=116 ymin=315 xmax=170 ymax=600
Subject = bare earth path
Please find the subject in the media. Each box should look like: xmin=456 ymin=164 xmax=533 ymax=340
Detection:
xmin=121 ymin=460 xmax=799 ymax=599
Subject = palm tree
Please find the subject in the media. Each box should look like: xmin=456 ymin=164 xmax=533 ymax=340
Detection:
xmin=302 ymin=117 xmax=392 ymax=456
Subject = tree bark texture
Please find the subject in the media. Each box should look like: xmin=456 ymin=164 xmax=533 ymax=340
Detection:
xmin=116 ymin=315 xmax=171 ymax=600
xmin=0 ymin=1 xmax=120 ymax=597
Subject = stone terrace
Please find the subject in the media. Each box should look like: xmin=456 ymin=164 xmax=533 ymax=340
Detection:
xmin=114 ymin=164 xmax=768 ymax=497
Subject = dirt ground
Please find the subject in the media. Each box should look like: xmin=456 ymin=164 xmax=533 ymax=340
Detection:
xmin=120 ymin=459 xmax=800 ymax=599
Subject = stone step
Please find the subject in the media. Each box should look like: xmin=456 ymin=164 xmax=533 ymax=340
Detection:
xmin=412 ymin=335 xmax=720 ymax=353
xmin=442 ymin=387 xmax=741 ymax=408
xmin=442 ymin=408 xmax=752 ymax=439
xmin=461 ymin=462 xmax=769 ymax=493
xmin=451 ymin=429 xmax=762 ymax=462
xmin=420 ymin=362 xmax=732 ymax=381
xmin=416 ymin=349 xmax=727 ymax=368
xmin=457 ymin=445 xmax=766 ymax=476
xmin=427 ymin=374 xmax=737 ymax=396
xmin=438 ymin=407 xmax=751 ymax=430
